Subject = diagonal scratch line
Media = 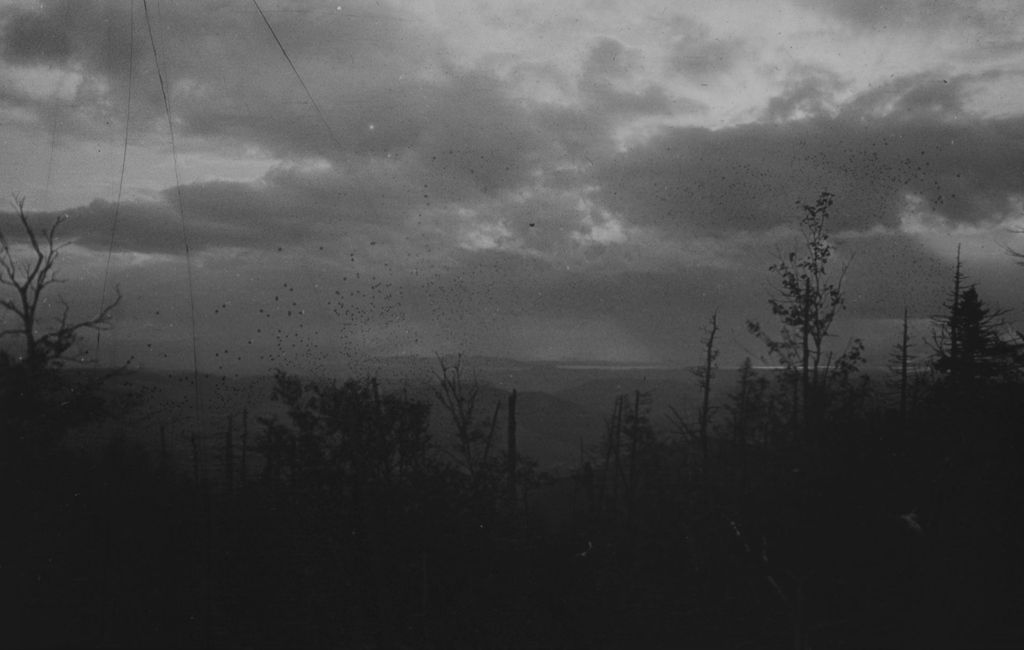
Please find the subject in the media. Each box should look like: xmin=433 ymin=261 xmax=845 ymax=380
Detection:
xmin=250 ymin=0 xmax=383 ymax=224
xmin=97 ymin=0 xmax=135 ymax=355
xmin=142 ymin=0 xmax=204 ymax=432
xmin=43 ymin=1 xmax=73 ymax=204
xmin=252 ymin=0 xmax=394 ymax=375
xmin=251 ymin=0 xmax=345 ymax=153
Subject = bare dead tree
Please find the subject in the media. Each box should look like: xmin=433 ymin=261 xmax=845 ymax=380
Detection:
xmin=433 ymin=353 xmax=495 ymax=480
xmin=1 ymin=196 xmax=124 ymax=453
xmin=0 ymin=195 xmax=121 ymax=369
xmin=599 ymin=394 xmax=627 ymax=513
xmin=693 ymin=310 xmax=719 ymax=467
xmin=506 ymin=388 xmax=517 ymax=499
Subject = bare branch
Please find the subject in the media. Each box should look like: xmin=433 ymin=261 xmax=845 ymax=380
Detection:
xmin=0 ymin=197 xmax=120 ymax=365
xmin=667 ymin=406 xmax=697 ymax=441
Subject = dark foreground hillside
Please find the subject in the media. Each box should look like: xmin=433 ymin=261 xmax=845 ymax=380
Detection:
xmin=4 ymin=363 xmax=1024 ymax=649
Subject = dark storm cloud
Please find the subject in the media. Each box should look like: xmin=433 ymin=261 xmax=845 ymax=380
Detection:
xmin=0 ymin=1 xmax=171 ymax=134
xmin=0 ymin=132 xmax=573 ymax=261
xmin=0 ymin=141 xmax=525 ymax=259
xmin=838 ymin=229 xmax=954 ymax=318
xmin=0 ymin=1 xmax=589 ymax=259
xmin=0 ymin=2 xmax=139 ymax=138
xmin=0 ymin=0 xmax=424 ymax=84
xmin=579 ymin=37 xmax=702 ymax=118
xmin=0 ymin=198 xmax=182 ymax=255
xmin=667 ymin=18 xmax=745 ymax=81
xmin=35 ymin=0 xmax=533 ymax=198
xmin=0 ymin=1 xmax=449 ymax=149
xmin=175 ymin=66 xmax=564 ymax=205
xmin=594 ymin=73 xmax=1024 ymax=237
xmin=532 ymin=103 xmax=614 ymax=163
xmin=1 ymin=2 xmax=693 ymax=230
xmin=799 ymin=0 xmax=1004 ymax=32
xmin=1 ymin=2 xmax=71 ymax=63
xmin=0 ymin=170 xmax=372 ymax=257
xmin=404 ymin=73 xmax=563 ymax=194
xmin=2 ymin=1 xmax=117 ymax=67
xmin=583 ymin=37 xmax=641 ymax=79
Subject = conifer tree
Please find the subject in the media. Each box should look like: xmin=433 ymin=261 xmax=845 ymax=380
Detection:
xmin=932 ymin=281 xmax=1018 ymax=388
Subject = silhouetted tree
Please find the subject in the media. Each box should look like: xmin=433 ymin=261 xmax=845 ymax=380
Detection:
xmin=1 ymin=195 xmax=121 ymax=454
xmin=0 ymin=196 xmax=120 ymax=368
xmin=624 ymin=390 xmax=655 ymax=506
xmin=433 ymin=354 xmax=500 ymax=483
xmin=931 ymin=279 xmax=1018 ymax=390
xmin=886 ymin=307 xmax=932 ymax=429
xmin=889 ymin=308 xmax=913 ymax=424
xmin=724 ymin=357 xmax=770 ymax=450
xmin=693 ymin=310 xmax=719 ymax=466
xmin=598 ymin=390 xmax=656 ymax=524
xmin=507 ymin=388 xmax=518 ymax=499
xmin=257 ymin=371 xmax=433 ymax=494
xmin=747 ymin=191 xmax=863 ymax=446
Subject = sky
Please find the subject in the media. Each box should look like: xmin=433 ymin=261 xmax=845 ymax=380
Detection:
xmin=1 ymin=0 xmax=1023 ymax=376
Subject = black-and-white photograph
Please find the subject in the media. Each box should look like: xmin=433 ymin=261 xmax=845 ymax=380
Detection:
xmin=2 ymin=1 xmax=1023 ymax=647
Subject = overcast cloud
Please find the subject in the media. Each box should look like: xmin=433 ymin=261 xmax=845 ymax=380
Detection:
xmin=1 ymin=0 xmax=1023 ymax=373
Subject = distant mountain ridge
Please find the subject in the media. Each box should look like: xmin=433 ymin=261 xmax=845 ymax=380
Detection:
xmin=65 ymin=355 xmax=890 ymax=471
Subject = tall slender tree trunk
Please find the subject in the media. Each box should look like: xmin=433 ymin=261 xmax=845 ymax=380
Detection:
xmin=224 ymin=414 xmax=234 ymax=493
xmin=507 ymin=388 xmax=517 ymax=501
xmin=240 ymin=407 xmax=248 ymax=487
xmin=801 ymin=277 xmax=812 ymax=445
xmin=190 ymin=430 xmax=201 ymax=485
xmin=627 ymin=390 xmax=641 ymax=523
xmin=948 ymin=245 xmax=964 ymax=390
xmin=899 ymin=307 xmax=910 ymax=426
xmin=159 ymin=424 xmax=167 ymax=475
xmin=697 ymin=311 xmax=718 ymax=468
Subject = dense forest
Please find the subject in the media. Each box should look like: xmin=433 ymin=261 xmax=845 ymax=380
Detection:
xmin=3 ymin=191 xmax=1024 ymax=649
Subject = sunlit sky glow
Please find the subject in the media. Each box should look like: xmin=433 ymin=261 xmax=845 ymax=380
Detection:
xmin=1 ymin=0 xmax=1023 ymax=373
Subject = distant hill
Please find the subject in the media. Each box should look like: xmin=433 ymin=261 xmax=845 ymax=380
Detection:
xmin=552 ymin=367 xmax=745 ymax=432
xmin=494 ymin=389 xmax=606 ymax=470
xmin=63 ymin=356 xmax=892 ymax=474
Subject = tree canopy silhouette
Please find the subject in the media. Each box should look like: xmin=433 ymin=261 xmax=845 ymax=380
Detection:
xmin=931 ymin=255 xmax=1019 ymax=391
xmin=0 ymin=195 xmax=121 ymax=453
xmin=0 ymin=196 xmax=120 ymax=369
xmin=747 ymin=191 xmax=864 ymax=446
